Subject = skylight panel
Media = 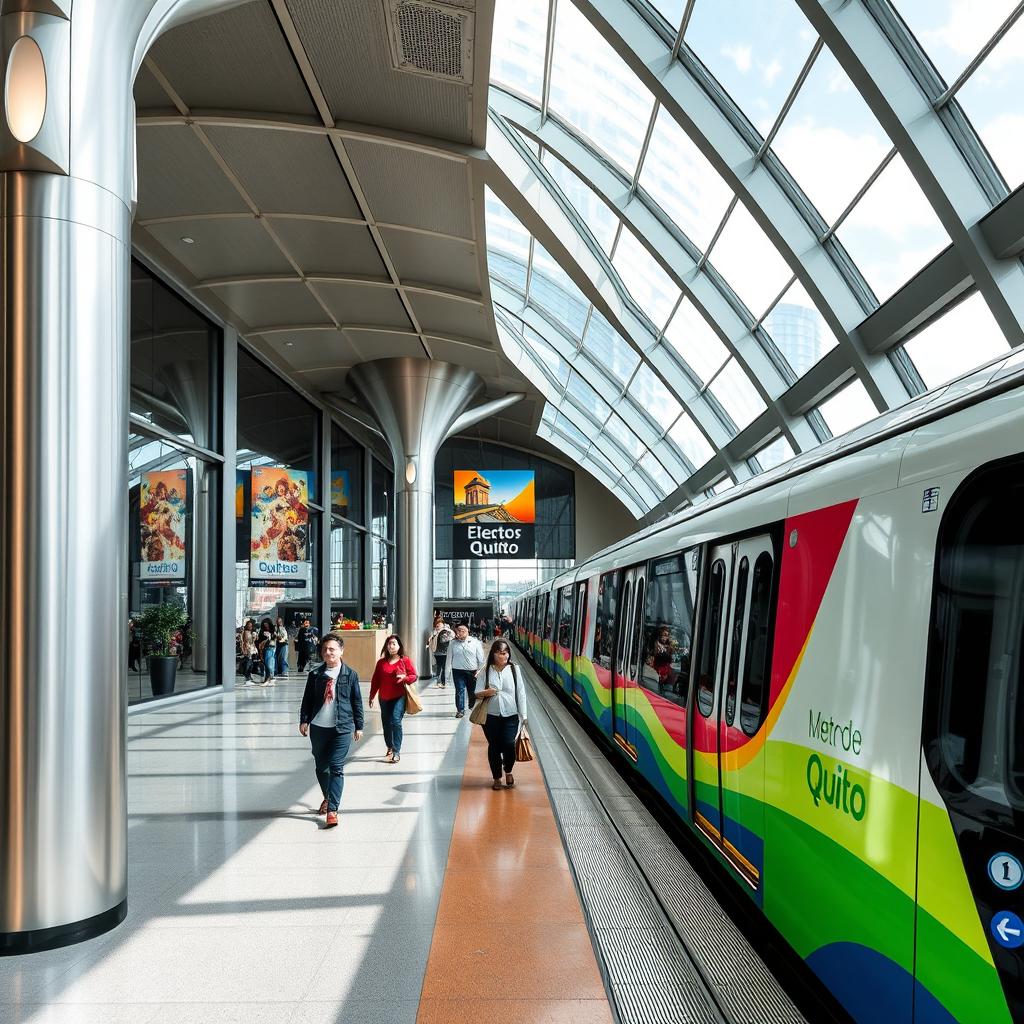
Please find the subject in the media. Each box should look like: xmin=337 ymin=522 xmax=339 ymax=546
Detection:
xmin=583 ymin=310 xmax=641 ymax=387
xmin=836 ymin=154 xmax=950 ymax=304
xmin=708 ymin=358 xmax=766 ymax=431
xmin=628 ymin=363 xmax=682 ymax=428
xmin=668 ymin=410 xmax=714 ymax=469
xmin=762 ymin=278 xmax=839 ymax=377
xmin=548 ymin=0 xmax=656 ymax=177
xmin=817 ymin=380 xmax=877 ymax=436
xmin=541 ymin=149 xmax=619 ymax=254
xmin=490 ymin=0 xmax=550 ymax=103
xmin=612 ymin=227 xmax=680 ymax=331
xmin=662 ymin=297 xmax=729 ymax=384
xmin=637 ymin=106 xmax=733 ymax=253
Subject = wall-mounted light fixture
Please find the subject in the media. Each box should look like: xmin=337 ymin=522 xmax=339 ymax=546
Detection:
xmin=0 ymin=6 xmax=69 ymax=173
xmin=405 ymin=458 xmax=417 ymax=485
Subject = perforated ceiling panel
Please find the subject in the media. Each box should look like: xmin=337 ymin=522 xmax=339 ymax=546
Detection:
xmin=261 ymin=329 xmax=355 ymax=372
xmin=409 ymin=291 xmax=489 ymax=339
xmin=146 ymin=1 xmax=316 ymax=117
xmin=136 ymin=125 xmax=250 ymax=220
xmin=285 ymin=0 xmax=472 ymax=143
xmin=144 ymin=218 xmax=294 ymax=280
xmin=387 ymin=0 xmax=473 ymax=82
xmin=207 ymin=280 xmax=326 ymax=330
xmin=380 ymin=227 xmax=480 ymax=292
xmin=346 ymin=139 xmax=474 ymax=238
xmin=316 ymin=282 xmax=412 ymax=328
xmin=268 ymin=220 xmax=387 ymax=278
xmin=203 ymin=126 xmax=362 ymax=219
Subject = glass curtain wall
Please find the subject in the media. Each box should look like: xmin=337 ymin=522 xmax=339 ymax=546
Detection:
xmin=236 ymin=349 xmax=321 ymax=662
xmin=129 ymin=260 xmax=221 ymax=705
xmin=330 ymin=422 xmax=367 ymax=624
xmin=370 ymin=458 xmax=395 ymax=625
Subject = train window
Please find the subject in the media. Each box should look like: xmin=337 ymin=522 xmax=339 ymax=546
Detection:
xmin=724 ymin=557 xmax=749 ymax=726
xmin=740 ymin=552 xmax=774 ymax=736
xmin=557 ymin=586 xmax=573 ymax=649
xmin=697 ymin=560 xmax=726 ymax=718
xmin=543 ymin=590 xmax=556 ymax=641
xmin=641 ymin=552 xmax=697 ymax=708
xmin=574 ymin=582 xmax=589 ymax=657
xmin=928 ymin=461 xmax=1024 ymax=822
xmin=594 ymin=572 xmax=619 ymax=670
xmin=617 ymin=579 xmax=633 ymax=675
xmin=628 ymin=577 xmax=646 ymax=680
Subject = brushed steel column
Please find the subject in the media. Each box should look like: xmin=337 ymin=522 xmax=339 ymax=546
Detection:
xmin=470 ymin=563 xmax=486 ymax=599
xmin=0 ymin=174 xmax=130 ymax=952
xmin=348 ymin=360 xmax=482 ymax=675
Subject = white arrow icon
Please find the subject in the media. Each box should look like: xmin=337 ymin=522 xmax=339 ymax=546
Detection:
xmin=996 ymin=917 xmax=1021 ymax=942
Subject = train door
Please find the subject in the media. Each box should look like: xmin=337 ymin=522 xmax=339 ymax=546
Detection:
xmin=691 ymin=534 xmax=774 ymax=886
xmin=920 ymin=459 xmax=1024 ymax=1022
xmin=612 ymin=565 xmax=647 ymax=759
xmin=569 ymin=580 xmax=587 ymax=706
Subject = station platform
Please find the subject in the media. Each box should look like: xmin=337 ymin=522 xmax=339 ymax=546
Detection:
xmin=1 ymin=658 xmax=810 ymax=1024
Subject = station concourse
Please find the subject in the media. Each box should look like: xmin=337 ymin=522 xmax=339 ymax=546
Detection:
xmin=2 ymin=2 xmax=1024 ymax=1023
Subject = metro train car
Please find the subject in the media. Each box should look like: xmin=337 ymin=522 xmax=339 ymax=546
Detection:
xmin=513 ymin=351 xmax=1024 ymax=1024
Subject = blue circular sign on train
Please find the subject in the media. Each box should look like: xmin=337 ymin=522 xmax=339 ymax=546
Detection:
xmin=991 ymin=911 xmax=1024 ymax=949
xmin=988 ymin=853 xmax=1024 ymax=892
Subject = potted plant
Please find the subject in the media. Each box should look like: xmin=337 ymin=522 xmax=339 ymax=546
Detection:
xmin=138 ymin=600 xmax=188 ymax=697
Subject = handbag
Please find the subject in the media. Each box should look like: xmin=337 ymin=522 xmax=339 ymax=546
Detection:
xmin=469 ymin=695 xmax=490 ymax=725
xmin=511 ymin=664 xmax=534 ymax=762
xmin=515 ymin=729 xmax=534 ymax=763
xmin=404 ymin=683 xmax=423 ymax=715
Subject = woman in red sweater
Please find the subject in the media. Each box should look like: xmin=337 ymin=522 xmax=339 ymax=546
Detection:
xmin=369 ymin=635 xmax=417 ymax=764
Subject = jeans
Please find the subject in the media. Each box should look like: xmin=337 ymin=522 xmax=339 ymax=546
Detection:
xmin=276 ymin=643 xmax=288 ymax=675
xmin=379 ymin=695 xmax=406 ymax=754
xmin=451 ymin=668 xmax=477 ymax=713
xmin=482 ymin=713 xmax=519 ymax=778
xmin=433 ymin=654 xmax=446 ymax=681
xmin=309 ymin=725 xmax=352 ymax=812
xmin=263 ymin=647 xmax=276 ymax=678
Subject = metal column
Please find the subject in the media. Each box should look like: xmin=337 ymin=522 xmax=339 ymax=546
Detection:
xmin=348 ymin=360 xmax=483 ymax=675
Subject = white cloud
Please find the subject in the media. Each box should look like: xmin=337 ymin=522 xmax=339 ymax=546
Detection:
xmin=924 ymin=0 xmax=1024 ymax=68
xmin=761 ymin=58 xmax=783 ymax=86
xmin=979 ymin=112 xmax=1024 ymax=187
xmin=721 ymin=43 xmax=753 ymax=73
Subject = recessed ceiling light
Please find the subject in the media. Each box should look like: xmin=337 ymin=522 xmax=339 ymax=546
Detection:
xmin=180 ymin=236 xmax=195 ymax=244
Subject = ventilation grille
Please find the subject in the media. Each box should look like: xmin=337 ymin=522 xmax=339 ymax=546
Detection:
xmin=384 ymin=0 xmax=475 ymax=84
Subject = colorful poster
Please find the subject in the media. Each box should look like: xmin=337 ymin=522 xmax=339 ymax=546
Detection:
xmin=331 ymin=469 xmax=350 ymax=518
xmin=250 ymin=466 xmax=310 ymax=588
xmin=141 ymin=470 xmax=187 ymax=581
xmin=235 ymin=470 xmax=246 ymax=520
xmin=452 ymin=470 xmax=535 ymax=558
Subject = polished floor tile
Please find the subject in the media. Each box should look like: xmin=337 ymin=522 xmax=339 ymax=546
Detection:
xmin=3 ymin=679 xmax=470 ymax=1021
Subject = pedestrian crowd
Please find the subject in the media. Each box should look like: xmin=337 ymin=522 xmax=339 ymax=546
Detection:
xmin=285 ymin=608 xmax=527 ymax=830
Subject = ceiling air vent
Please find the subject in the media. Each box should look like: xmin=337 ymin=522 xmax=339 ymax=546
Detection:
xmin=383 ymin=0 xmax=475 ymax=84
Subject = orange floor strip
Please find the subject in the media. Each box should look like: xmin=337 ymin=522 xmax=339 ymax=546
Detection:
xmin=417 ymin=724 xmax=614 ymax=1024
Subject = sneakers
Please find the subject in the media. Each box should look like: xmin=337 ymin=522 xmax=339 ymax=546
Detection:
xmin=317 ymin=799 xmax=328 ymax=815
xmin=243 ymin=679 xmax=256 ymax=686
xmin=324 ymin=811 xmax=338 ymax=828
xmin=455 ymin=710 xmax=464 ymax=719
xmin=264 ymin=679 xmax=276 ymax=687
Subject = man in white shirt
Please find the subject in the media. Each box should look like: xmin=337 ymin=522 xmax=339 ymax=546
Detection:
xmin=444 ymin=623 xmax=485 ymax=719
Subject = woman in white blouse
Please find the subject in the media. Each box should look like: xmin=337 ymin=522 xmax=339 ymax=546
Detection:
xmin=474 ymin=639 xmax=528 ymax=790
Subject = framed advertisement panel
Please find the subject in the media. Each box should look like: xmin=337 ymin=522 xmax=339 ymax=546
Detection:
xmin=452 ymin=470 xmax=535 ymax=559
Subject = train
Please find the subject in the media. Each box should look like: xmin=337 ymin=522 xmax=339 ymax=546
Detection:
xmin=511 ymin=350 xmax=1024 ymax=1024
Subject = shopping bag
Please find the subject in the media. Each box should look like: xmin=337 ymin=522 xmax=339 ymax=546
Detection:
xmin=404 ymin=684 xmax=423 ymax=715
xmin=469 ymin=696 xmax=490 ymax=725
xmin=515 ymin=727 xmax=535 ymax=762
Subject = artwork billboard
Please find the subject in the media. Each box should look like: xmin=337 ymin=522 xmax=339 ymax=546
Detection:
xmin=141 ymin=470 xmax=187 ymax=581
xmin=452 ymin=470 xmax=535 ymax=559
xmin=331 ymin=469 xmax=350 ymax=518
xmin=249 ymin=466 xmax=310 ymax=587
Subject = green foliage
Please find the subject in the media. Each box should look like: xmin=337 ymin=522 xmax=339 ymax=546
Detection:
xmin=137 ymin=600 xmax=187 ymax=657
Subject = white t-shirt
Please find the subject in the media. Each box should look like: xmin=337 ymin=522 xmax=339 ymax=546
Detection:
xmin=312 ymin=665 xmax=342 ymax=727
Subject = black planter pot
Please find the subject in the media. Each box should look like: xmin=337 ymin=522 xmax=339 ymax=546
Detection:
xmin=149 ymin=656 xmax=178 ymax=697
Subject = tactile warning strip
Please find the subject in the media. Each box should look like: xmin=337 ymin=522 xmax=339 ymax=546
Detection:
xmin=522 ymin=660 xmax=805 ymax=1024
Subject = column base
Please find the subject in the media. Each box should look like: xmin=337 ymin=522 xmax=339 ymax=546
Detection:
xmin=0 ymin=899 xmax=127 ymax=956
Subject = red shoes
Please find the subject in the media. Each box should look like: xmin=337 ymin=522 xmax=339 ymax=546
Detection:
xmin=324 ymin=811 xmax=339 ymax=828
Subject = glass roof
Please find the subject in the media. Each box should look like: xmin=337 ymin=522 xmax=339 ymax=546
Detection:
xmin=485 ymin=0 xmax=1024 ymax=520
